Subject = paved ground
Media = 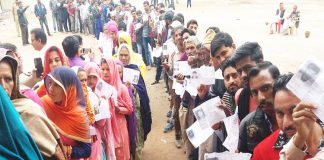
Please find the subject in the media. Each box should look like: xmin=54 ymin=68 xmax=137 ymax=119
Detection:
xmin=1 ymin=0 xmax=324 ymax=160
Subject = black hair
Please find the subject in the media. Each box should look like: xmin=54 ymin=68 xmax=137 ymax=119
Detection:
xmin=101 ymin=58 xmax=107 ymax=65
xmin=187 ymin=19 xmax=198 ymax=28
xmin=164 ymin=10 xmax=174 ymax=21
xmin=31 ymin=28 xmax=47 ymax=45
xmin=180 ymin=28 xmax=196 ymax=37
xmin=73 ymin=35 xmax=83 ymax=45
xmin=0 ymin=43 xmax=17 ymax=52
xmin=48 ymin=46 xmax=60 ymax=53
xmin=158 ymin=3 xmax=165 ymax=8
xmin=206 ymin=26 xmax=220 ymax=34
xmin=210 ymin=32 xmax=233 ymax=57
xmin=120 ymin=0 xmax=126 ymax=5
xmin=221 ymin=59 xmax=236 ymax=77
xmin=143 ymin=1 xmax=149 ymax=5
xmin=248 ymin=61 xmax=280 ymax=82
xmin=231 ymin=42 xmax=263 ymax=64
xmin=62 ymin=36 xmax=80 ymax=58
xmin=136 ymin=10 xmax=142 ymax=15
xmin=171 ymin=26 xmax=185 ymax=36
xmin=173 ymin=13 xmax=184 ymax=25
xmin=272 ymin=73 xmax=294 ymax=97
xmin=118 ymin=21 xmax=127 ymax=31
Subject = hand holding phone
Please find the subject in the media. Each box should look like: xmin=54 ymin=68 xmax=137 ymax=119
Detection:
xmin=34 ymin=58 xmax=43 ymax=78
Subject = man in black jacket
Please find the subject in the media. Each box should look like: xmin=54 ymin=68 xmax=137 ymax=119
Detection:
xmin=17 ymin=1 xmax=29 ymax=45
xmin=34 ymin=0 xmax=51 ymax=36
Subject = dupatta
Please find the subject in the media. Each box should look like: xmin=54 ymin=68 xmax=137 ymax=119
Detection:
xmin=84 ymin=62 xmax=121 ymax=159
xmin=0 ymin=85 xmax=43 ymax=160
xmin=125 ymin=64 xmax=152 ymax=141
xmin=37 ymin=46 xmax=65 ymax=98
xmin=41 ymin=67 xmax=91 ymax=143
xmin=113 ymin=32 xmax=147 ymax=77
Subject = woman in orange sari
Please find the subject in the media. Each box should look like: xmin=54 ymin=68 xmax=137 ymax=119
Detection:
xmin=101 ymin=58 xmax=133 ymax=160
xmin=41 ymin=66 xmax=92 ymax=159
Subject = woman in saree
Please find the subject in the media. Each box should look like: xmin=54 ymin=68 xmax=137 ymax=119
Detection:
xmin=116 ymin=44 xmax=152 ymax=160
xmin=101 ymin=58 xmax=133 ymax=160
xmin=116 ymin=60 xmax=137 ymax=159
xmin=84 ymin=62 xmax=120 ymax=160
xmin=113 ymin=31 xmax=146 ymax=78
xmin=116 ymin=44 xmax=152 ymax=141
xmin=41 ymin=67 xmax=92 ymax=159
xmin=0 ymin=53 xmax=66 ymax=159
xmin=35 ymin=46 xmax=65 ymax=98
xmin=0 ymin=85 xmax=43 ymax=160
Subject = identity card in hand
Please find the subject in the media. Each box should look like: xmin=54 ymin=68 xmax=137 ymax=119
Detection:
xmin=287 ymin=59 xmax=324 ymax=123
xmin=123 ymin=68 xmax=141 ymax=85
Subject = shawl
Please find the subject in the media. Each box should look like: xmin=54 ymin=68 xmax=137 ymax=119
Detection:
xmin=41 ymin=67 xmax=91 ymax=143
xmin=113 ymin=32 xmax=146 ymax=77
xmin=13 ymin=98 xmax=65 ymax=159
xmin=125 ymin=64 xmax=152 ymax=141
xmin=0 ymin=86 xmax=43 ymax=160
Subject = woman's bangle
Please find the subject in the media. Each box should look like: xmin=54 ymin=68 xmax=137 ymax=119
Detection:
xmin=66 ymin=146 xmax=72 ymax=159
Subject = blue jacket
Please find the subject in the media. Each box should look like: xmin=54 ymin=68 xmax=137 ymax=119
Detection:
xmin=34 ymin=3 xmax=47 ymax=18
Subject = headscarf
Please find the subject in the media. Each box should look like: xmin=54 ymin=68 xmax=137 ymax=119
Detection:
xmin=105 ymin=20 xmax=118 ymax=47
xmin=84 ymin=62 xmax=102 ymax=79
xmin=0 ymin=51 xmax=25 ymax=100
xmin=41 ymin=67 xmax=91 ymax=143
xmin=103 ymin=58 xmax=122 ymax=92
xmin=101 ymin=58 xmax=132 ymax=110
xmin=0 ymin=85 xmax=43 ymax=160
xmin=44 ymin=46 xmax=65 ymax=76
xmin=37 ymin=46 xmax=65 ymax=98
xmin=113 ymin=32 xmax=146 ymax=77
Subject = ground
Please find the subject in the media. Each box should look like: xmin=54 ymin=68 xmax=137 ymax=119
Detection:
xmin=1 ymin=0 xmax=324 ymax=160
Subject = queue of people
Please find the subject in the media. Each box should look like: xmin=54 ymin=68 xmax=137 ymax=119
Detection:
xmin=2 ymin=0 xmax=323 ymax=160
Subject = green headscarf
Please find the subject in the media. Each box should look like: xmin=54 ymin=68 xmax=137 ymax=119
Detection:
xmin=0 ymin=85 xmax=43 ymax=160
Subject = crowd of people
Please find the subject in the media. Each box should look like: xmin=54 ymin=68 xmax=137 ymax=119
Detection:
xmin=1 ymin=0 xmax=323 ymax=160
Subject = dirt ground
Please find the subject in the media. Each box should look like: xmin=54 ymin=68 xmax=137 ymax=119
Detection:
xmin=1 ymin=0 xmax=324 ymax=160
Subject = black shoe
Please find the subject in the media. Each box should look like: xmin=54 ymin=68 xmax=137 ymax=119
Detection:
xmin=151 ymin=81 xmax=159 ymax=85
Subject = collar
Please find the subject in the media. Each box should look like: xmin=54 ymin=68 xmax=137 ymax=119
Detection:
xmin=273 ymin=130 xmax=290 ymax=149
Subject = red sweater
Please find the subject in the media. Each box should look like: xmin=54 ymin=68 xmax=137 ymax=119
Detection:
xmin=251 ymin=130 xmax=281 ymax=160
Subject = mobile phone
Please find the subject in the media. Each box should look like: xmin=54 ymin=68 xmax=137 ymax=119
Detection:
xmin=34 ymin=58 xmax=43 ymax=77
xmin=82 ymin=48 xmax=91 ymax=54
